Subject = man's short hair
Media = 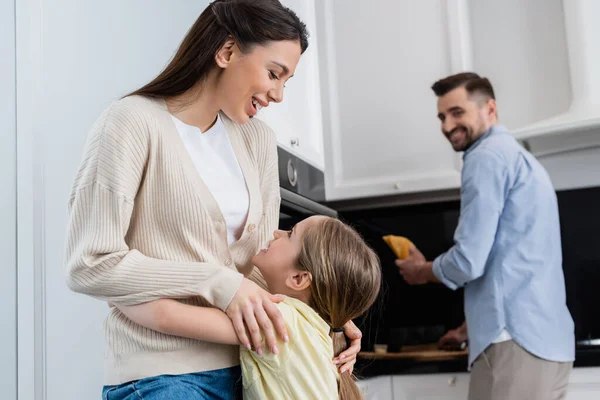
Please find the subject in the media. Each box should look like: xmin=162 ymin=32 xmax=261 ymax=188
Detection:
xmin=431 ymin=72 xmax=495 ymax=101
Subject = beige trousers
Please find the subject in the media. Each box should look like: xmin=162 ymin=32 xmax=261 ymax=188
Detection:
xmin=468 ymin=340 xmax=573 ymax=400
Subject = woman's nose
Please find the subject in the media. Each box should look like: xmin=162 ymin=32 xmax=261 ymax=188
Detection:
xmin=268 ymin=84 xmax=284 ymax=104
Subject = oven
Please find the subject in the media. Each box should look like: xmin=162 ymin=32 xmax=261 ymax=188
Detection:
xmin=277 ymin=146 xmax=337 ymax=230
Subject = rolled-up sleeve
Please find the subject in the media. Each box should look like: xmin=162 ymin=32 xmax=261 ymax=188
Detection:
xmin=432 ymin=149 xmax=509 ymax=289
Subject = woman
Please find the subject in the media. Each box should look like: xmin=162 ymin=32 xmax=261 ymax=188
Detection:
xmin=114 ymin=216 xmax=382 ymax=399
xmin=65 ymin=0 xmax=361 ymax=398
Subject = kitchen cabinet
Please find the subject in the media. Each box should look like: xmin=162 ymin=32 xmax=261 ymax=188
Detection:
xmin=356 ymin=375 xmax=394 ymax=400
xmin=393 ymin=373 xmax=469 ymax=400
xmin=257 ymin=0 xmax=326 ymax=170
xmin=566 ymin=367 xmax=600 ymax=400
xmin=467 ymin=0 xmax=570 ymax=132
xmin=314 ymin=0 xmax=470 ymax=201
xmin=358 ymin=367 xmax=600 ymax=400
xmin=357 ymin=373 xmax=468 ymax=400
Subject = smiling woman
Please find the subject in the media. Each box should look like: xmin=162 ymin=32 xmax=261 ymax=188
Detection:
xmin=63 ymin=1 xmax=366 ymax=399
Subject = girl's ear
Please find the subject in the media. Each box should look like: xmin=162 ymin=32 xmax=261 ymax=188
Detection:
xmin=286 ymin=270 xmax=312 ymax=291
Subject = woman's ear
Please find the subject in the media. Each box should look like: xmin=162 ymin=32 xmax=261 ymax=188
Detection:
xmin=215 ymin=37 xmax=236 ymax=68
xmin=286 ymin=270 xmax=312 ymax=291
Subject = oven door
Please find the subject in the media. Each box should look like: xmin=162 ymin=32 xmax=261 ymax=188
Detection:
xmin=279 ymin=187 xmax=337 ymax=230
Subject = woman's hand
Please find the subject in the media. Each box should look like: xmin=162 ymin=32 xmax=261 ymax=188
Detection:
xmin=333 ymin=320 xmax=362 ymax=374
xmin=226 ymin=278 xmax=288 ymax=356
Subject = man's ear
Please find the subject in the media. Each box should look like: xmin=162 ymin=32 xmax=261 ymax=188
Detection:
xmin=215 ymin=37 xmax=236 ymax=68
xmin=286 ymin=270 xmax=312 ymax=291
xmin=486 ymin=98 xmax=498 ymax=120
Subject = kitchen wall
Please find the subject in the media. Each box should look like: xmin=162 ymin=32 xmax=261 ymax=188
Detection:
xmin=1 ymin=0 xmax=17 ymax=398
xmin=16 ymin=2 xmax=210 ymax=399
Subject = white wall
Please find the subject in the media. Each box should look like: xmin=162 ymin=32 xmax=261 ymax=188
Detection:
xmin=1 ymin=0 xmax=17 ymax=399
xmin=16 ymin=1 xmax=210 ymax=399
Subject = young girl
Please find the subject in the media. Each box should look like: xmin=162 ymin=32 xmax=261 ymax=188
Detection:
xmin=116 ymin=216 xmax=381 ymax=399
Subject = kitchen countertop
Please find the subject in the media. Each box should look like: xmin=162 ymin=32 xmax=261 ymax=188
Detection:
xmin=356 ymin=345 xmax=600 ymax=377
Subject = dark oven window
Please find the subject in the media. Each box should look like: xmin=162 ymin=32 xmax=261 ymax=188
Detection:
xmin=278 ymin=188 xmax=337 ymax=231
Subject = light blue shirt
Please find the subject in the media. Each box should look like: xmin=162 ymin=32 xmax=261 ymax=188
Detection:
xmin=432 ymin=125 xmax=575 ymax=367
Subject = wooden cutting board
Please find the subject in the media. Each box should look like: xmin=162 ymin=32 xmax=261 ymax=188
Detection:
xmin=359 ymin=343 xmax=468 ymax=362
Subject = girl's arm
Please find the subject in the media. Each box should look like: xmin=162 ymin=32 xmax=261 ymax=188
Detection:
xmin=115 ymin=299 xmax=241 ymax=346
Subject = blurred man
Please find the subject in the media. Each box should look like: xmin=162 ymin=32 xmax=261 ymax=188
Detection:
xmin=396 ymin=72 xmax=574 ymax=400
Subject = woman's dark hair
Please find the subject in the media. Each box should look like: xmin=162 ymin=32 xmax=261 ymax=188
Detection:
xmin=127 ymin=0 xmax=309 ymax=99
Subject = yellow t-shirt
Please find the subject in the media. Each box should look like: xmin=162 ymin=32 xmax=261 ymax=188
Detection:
xmin=240 ymin=297 xmax=339 ymax=400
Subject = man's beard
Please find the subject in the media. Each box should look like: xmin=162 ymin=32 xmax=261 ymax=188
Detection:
xmin=447 ymin=124 xmax=486 ymax=152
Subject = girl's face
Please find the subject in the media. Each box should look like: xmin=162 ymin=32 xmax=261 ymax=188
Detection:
xmin=252 ymin=216 xmax=326 ymax=295
xmin=215 ymin=39 xmax=302 ymax=125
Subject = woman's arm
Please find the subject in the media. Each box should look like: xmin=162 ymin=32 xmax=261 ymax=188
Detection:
xmin=116 ymin=299 xmax=240 ymax=346
xmin=66 ymin=102 xmax=243 ymax=310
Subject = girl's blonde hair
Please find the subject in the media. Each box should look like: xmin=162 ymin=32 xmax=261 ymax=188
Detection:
xmin=296 ymin=217 xmax=381 ymax=400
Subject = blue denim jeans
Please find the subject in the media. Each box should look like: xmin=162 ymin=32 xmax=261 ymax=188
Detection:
xmin=102 ymin=366 xmax=241 ymax=400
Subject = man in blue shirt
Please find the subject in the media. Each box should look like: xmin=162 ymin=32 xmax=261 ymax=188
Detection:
xmin=396 ymin=72 xmax=574 ymax=399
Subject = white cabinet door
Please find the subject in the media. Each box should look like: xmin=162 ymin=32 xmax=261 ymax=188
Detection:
xmin=392 ymin=373 xmax=470 ymax=400
xmin=257 ymin=0 xmax=325 ymax=170
xmin=315 ymin=0 xmax=472 ymax=201
xmin=0 ymin=0 xmax=17 ymax=399
xmin=385 ymin=367 xmax=600 ymax=400
xmin=16 ymin=1 xmax=211 ymax=399
xmin=356 ymin=376 xmax=394 ymax=400
xmin=566 ymin=367 xmax=600 ymax=400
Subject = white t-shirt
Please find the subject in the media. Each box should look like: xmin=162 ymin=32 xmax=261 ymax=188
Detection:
xmin=492 ymin=329 xmax=512 ymax=344
xmin=171 ymin=114 xmax=249 ymax=244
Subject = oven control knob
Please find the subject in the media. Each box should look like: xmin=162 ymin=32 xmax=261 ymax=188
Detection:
xmin=287 ymin=159 xmax=298 ymax=187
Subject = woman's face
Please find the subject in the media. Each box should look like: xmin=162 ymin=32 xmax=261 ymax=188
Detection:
xmin=215 ymin=39 xmax=302 ymax=125
xmin=252 ymin=216 xmax=325 ymax=294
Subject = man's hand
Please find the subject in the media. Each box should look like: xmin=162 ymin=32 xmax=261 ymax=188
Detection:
xmin=395 ymin=246 xmax=437 ymax=284
xmin=226 ymin=278 xmax=288 ymax=356
xmin=439 ymin=321 xmax=468 ymax=349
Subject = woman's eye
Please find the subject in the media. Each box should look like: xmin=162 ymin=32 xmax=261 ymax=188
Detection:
xmin=269 ymin=71 xmax=279 ymax=80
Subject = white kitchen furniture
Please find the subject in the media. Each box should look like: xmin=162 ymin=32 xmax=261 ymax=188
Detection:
xmin=258 ymin=0 xmax=326 ymax=170
xmin=356 ymin=367 xmax=600 ymax=399
xmin=315 ymin=0 xmax=470 ymax=201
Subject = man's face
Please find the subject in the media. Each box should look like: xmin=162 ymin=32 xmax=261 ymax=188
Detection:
xmin=436 ymin=86 xmax=495 ymax=152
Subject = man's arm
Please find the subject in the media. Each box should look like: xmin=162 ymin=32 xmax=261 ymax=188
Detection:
xmin=433 ymin=150 xmax=509 ymax=289
xmin=396 ymin=150 xmax=508 ymax=288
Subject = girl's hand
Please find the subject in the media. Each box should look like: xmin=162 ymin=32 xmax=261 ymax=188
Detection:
xmin=333 ymin=320 xmax=362 ymax=374
xmin=226 ymin=278 xmax=288 ymax=356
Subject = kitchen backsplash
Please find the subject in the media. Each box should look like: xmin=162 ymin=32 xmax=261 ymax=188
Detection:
xmin=341 ymin=185 xmax=600 ymax=350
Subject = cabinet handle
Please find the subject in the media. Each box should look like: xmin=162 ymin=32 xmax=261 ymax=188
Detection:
xmin=448 ymin=376 xmax=457 ymax=387
xmin=290 ymin=138 xmax=300 ymax=147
